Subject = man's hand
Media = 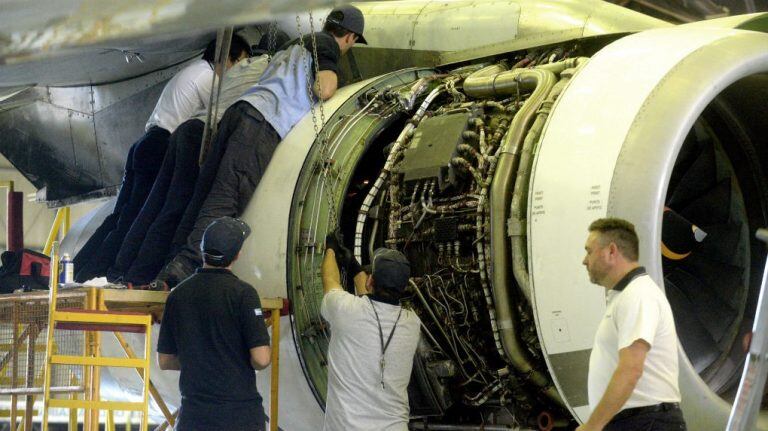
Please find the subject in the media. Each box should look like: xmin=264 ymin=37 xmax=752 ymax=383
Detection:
xmin=325 ymin=230 xmax=344 ymax=255
xmin=325 ymin=231 xmax=361 ymax=275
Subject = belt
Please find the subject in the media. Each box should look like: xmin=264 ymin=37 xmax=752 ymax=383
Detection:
xmin=612 ymin=402 xmax=680 ymax=422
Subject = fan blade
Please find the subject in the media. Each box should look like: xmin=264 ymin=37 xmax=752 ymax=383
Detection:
xmin=665 ymin=276 xmax=723 ymax=373
xmin=667 ymin=142 xmax=717 ymax=209
xmin=678 ymin=179 xmax=732 ymax=226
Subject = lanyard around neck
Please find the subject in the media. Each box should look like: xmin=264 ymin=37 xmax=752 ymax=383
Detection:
xmin=367 ymin=296 xmax=403 ymax=389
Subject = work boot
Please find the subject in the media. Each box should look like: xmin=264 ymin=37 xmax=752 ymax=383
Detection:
xmin=154 ymin=259 xmax=191 ymax=289
xmin=147 ymin=279 xmax=169 ymax=291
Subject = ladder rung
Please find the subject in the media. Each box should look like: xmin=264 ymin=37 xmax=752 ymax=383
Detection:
xmin=53 ymin=311 xmax=151 ymax=326
xmin=47 ymin=398 xmax=145 ymax=411
xmin=51 ymin=355 xmax=147 ymax=368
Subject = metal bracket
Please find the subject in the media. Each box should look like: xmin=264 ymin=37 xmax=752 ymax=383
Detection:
xmin=507 ymin=217 xmax=526 ymax=237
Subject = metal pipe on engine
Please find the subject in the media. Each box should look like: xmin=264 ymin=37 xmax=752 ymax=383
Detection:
xmin=534 ymin=57 xmax=588 ymax=75
xmin=472 ymin=67 xmax=563 ymax=405
xmin=463 ymin=66 xmax=539 ymax=98
xmin=509 ymin=71 xmax=574 ymax=303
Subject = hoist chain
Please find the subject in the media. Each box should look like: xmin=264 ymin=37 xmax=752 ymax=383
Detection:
xmin=296 ymin=13 xmax=340 ymax=229
xmin=267 ymin=21 xmax=279 ymax=57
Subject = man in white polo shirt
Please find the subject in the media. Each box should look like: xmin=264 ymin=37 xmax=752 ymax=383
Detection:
xmin=578 ymin=218 xmax=686 ymax=431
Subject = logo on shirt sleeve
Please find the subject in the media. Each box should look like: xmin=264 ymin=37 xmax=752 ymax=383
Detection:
xmin=254 ymin=308 xmax=263 ymax=317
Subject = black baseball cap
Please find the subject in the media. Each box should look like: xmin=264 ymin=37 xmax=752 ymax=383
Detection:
xmin=326 ymin=5 xmax=368 ymax=44
xmin=201 ymin=217 xmax=251 ymax=266
xmin=253 ymin=29 xmax=291 ymax=55
xmin=371 ymin=248 xmax=410 ymax=293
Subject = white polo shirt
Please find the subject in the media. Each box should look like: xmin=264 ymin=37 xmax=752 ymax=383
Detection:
xmin=146 ymin=59 xmax=213 ymax=133
xmin=320 ymin=290 xmax=421 ymax=431
xmin=588 ymin=268 xmax=681 ymax=412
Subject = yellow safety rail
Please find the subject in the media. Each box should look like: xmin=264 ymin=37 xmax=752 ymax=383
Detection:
xmin=43 ymin=207 xmax=70 ymax=257
xmin=42 ymin=242 xmax=152 ymax=431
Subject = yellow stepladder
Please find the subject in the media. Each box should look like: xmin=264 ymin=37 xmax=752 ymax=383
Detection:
xmin=41 ymin=242 xmax=152 ymax=431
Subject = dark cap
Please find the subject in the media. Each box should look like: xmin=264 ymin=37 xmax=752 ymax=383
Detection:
xmin=201 ymin=217 xmax=251 ymax=266
xmin=371 ymin=248 xmax=410 ymax=293
xmin=253 ymin=29 xmax=291 ymax=56
xmin=326 ymin=5 xmax=368 ymax=44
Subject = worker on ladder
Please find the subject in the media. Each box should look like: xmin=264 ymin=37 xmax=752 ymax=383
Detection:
xmin=153 ymin=5 xmax=367 ymax=289
xmin=157 ymin=217 xmax=272 ymax=430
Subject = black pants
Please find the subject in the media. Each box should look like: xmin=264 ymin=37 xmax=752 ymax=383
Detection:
xmin=107 ymin=119 xmax=204 ymax=284
xmin=158 ymin=102 xmax=280 ymax=286
xmin=75 ymin=126 xmax=170 ymax=282
xmin=605 ymin=405 xmax=687 ymax=431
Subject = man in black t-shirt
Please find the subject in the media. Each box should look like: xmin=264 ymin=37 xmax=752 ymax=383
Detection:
xmin=153 ymin=5 xmax=367 ymax=289
xmin=158 ymin=217 xmax=271 ymax=431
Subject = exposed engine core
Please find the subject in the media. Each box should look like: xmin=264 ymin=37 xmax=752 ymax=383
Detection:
xmin=58 ymin=20 xmax=768 ymax=431
xmin=285 ymin=32 xmax=768 ymax=427
xmin=286 ymin=57 xmax=585 ymax=428
xmin=362 ymin=74 xmax=567 ymax=418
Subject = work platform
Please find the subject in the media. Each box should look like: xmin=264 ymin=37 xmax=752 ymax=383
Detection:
xmin=0 ymin=287 xmax=284 ymax=431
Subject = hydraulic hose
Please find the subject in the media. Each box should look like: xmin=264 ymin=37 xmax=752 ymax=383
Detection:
xmin=509 ymin=74 xmax=571 ymax=303
xmin=467 ymin=66 xmax=563 ymax=406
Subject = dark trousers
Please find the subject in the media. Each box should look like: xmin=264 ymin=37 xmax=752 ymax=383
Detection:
xmin=157 ymin=102 xmax=280 ymax=286
xmin=605 ymin=404 xmax=687 ymax=431
xmin=106 ymin=119 xmax=204 ymax=284
xmin=175 ymin=402 xmax=266 ymax=431
xmin=75 ymin=126 xmax=170 ymax=282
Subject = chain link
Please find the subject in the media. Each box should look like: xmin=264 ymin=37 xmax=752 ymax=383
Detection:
xmin=267 ymin=21 xmax=278 ymax=57
xmin=296 ymin=14 xmax=339 ymax=228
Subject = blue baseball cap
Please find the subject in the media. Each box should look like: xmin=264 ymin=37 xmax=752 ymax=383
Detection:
xmin=201 ymin=217 xmax=251 ymax=266
xmin=371 ymin=248 xmax=410 ymax=293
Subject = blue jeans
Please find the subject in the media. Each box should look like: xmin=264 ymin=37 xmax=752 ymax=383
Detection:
xmin=157 ymin=102 xmax=280 ymax=286
xmin=107 ymin=119 xmax=204 ymax=284
xmin=74 ymin=126 xmax=170 ymax=282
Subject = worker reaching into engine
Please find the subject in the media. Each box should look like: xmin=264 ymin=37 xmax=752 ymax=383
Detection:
xmin=152 ymin=5 xmax=367 ymax=289
xmin=321 ymin=232 xmax=421 ymax=431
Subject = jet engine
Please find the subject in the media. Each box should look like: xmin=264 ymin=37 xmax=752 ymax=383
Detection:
xmin=62 ymin=12 xmax=768 ymax=431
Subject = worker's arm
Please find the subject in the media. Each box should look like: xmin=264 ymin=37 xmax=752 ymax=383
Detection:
xmin=322 ymin=249 xmax=344 ymax=294
xmin=250 ymin=345 xmax=272 ymax=370
xmin=353 ymin=272 xmax=369 ymax=296
xmin=156 ymin=294 xmax=180 ymax=370
xmin=241 ymin=288 xmax=272 ymax=370
xmin=307 ymin=32 xmax=341 ymax=101
xmin=157 ymin=353 xmax=182 ymax=371
xmin=314 ymin=70 xmax=338 ymax=100
xmin=576 ymin=340 xmax=650 ymax=431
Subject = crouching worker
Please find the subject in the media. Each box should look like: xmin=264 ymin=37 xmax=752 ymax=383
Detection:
xmin=158 ymin=217 xmax=271 ymax=431
xmin=321 ymin=233 xmax=421 ymax=431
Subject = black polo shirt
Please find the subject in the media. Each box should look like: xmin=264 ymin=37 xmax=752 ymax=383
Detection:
xmin=158 ymin=267 xmax=270 ymax=431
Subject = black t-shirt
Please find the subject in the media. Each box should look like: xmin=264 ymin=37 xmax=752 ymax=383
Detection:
xmin=158 ymin=268 xmax=270 ymax=431
xmin=278 ymin=31 xmax=341 ymax=75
